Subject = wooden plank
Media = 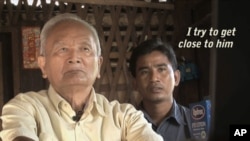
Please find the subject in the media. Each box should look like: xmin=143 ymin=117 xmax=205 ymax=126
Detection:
xmin=0 ymin=27 xmax=21 ymax=96
xmin=12 ymin=0 xmax=23 ymax=24
xmin=0 ymin=0 xmax=4 ymax=15
xmin=139 ymin=8 xmax=153 ymax=43
xmin=23 ymin=0 xmax=38 ymax=23
xmin=57 ymin=0 xmax=174 ymax=10
xmin=0 ymin=42 xmax=3 ymax=123
xmin=11 ymin=28 xmax=21 ymax=96
xmin=65 ymin=3 xmax=74 ymax=13
xmin=41 ymin=0 xmax=56 ymax=21
xmin=59 ymin=1 xmax=66 ymax=12
xmin=156 ymin=11 xmax=168 ymax=40
xmin=97 ymin=5 xmax=118 ymax=97
xmin=119 ymin=7 xmax=137 ymax=101
xmin=109 ymin=6 xmax=134 ymax=101
xmin=108 ymin=6 xmax=122 ymax=100
xmin=109 ymin=52 xmax=131 ymax=59
xmin=75 ymin=3 xmax=85 ymax=18
xmin=91 ymin=6 xmax=116 ymax=99
xmin=6 ymin=0 xmax=13 ymax=21
xmin=92 ymin=6 xmax=107 ymax=91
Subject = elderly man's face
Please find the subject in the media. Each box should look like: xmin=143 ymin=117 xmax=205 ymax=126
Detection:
xmin=38 ymin=21 xmax=102 ymax=91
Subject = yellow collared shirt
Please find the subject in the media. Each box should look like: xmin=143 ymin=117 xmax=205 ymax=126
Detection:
xmin=0 ymin=85 xmax=163 ymax=141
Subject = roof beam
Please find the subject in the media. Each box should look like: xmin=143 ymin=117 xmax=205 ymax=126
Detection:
xmin=57 ymin=0 xmax=174 ymax=10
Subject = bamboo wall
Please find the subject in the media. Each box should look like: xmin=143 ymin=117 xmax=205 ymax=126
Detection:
xmin=0 ymin=0 xmax=175 ymax=105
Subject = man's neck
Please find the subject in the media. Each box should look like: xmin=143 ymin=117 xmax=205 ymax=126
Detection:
xmin=142 ymin=99 xmax=173 ymax=126
xmin=57 ymin=85 xmax=92 ymax=112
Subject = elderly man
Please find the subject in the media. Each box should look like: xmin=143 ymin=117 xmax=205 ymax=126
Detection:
xmin=0 ymin=13 xmax=163 ymax=141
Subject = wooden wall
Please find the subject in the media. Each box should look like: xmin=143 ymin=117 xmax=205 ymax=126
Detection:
xmin=0 ymin=0 xmax=211 ymax=107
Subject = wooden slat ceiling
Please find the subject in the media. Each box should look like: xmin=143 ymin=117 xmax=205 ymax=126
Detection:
xmin=1 ymin=0 xmax=174 ymax=10
xmin=57 ymin=0 xmax=174 ymax=10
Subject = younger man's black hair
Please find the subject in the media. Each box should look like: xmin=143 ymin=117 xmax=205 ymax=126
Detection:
xmin=129 ymin=38 xmax=178 ymax=78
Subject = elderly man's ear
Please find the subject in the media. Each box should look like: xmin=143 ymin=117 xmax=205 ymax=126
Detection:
xmin=37 ymin=56 xmax=47 ymax=79
xmin=96 ymin=56 xmax=103 ymax=79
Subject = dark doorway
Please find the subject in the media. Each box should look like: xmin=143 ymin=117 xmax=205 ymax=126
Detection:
xmin=0 ymin=32 xmax=14 ymax=104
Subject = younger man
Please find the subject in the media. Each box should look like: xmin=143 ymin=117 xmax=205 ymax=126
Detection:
xmin=129 ymin=38 xmax=192 ymax=141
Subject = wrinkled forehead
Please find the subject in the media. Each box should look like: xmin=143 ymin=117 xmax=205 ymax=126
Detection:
xmin=45 ymin=22 xmax=97 ymax=51
xmin=42 ymin=19 xmax=101 ymax=56
xmin=49 ymin=21 xmax=91 ymax=35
